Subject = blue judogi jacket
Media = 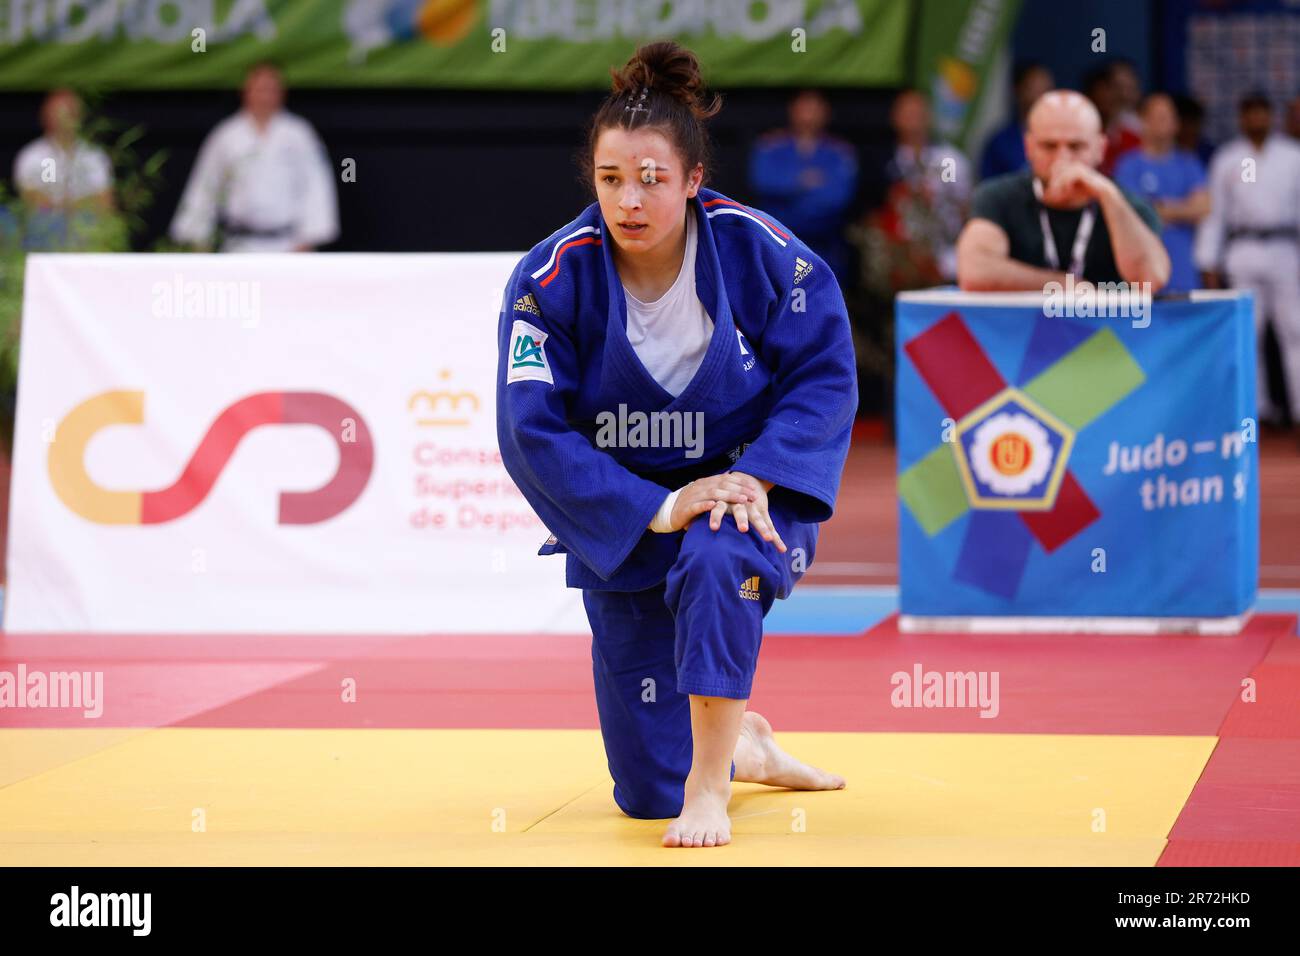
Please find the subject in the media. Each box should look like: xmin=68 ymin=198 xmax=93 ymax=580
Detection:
xmin=495 ymin=187 xmax=857 ymax=592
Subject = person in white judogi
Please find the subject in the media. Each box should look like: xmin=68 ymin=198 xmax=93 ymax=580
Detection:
xmin=13 ymin=89 xmax=113 ymax=211
xmin=1196 ymin=92 xmax=1300 ymax=428
xmin=170 ymin=62 xmax=339 ymax=252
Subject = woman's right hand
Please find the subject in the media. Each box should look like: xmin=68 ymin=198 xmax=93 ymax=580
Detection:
xmin=665 ymin=474 xmax=755 ymax=532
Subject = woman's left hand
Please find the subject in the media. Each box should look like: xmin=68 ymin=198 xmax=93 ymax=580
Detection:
xmin=709 ymin=471 xmax=786 ymax=553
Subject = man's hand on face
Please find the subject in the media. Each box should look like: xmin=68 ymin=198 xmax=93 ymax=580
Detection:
xmin=1042 ymin=159 xmax=1113 ymax=207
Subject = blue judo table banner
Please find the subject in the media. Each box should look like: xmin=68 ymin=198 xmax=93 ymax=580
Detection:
xmin=895 ymin=290 xmax=1258 ymax=630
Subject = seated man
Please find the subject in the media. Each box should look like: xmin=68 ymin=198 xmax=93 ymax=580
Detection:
xmin=957 ymin=90 xmax=1169 ymax=292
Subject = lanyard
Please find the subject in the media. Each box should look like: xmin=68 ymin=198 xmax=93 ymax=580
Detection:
xmin=1033 ymin=177 xmax=1096 ymax=275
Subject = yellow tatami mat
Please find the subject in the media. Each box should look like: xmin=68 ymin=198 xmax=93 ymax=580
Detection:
xmin=0 ymin=728 xmax=1215 ymax=865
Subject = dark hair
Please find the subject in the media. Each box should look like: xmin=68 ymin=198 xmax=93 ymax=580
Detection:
xmin=1081 ymin=64 xmax=1112 ymax=97
xmin=1174 ymin=94 xmax=1205 ymax=122
xmin=1239 ymin=90 xmax=1271 ymax=113
xmin=580 ymin=40 xmax=722 ymax=197
xmin=1082 ymin=58 xmax=1139 ymax=97
xmin=1138 ymin=90 xmax=1174 ymax=114
xmin=245 ymin=59 xmax=284 ymax=80
xmin=1108 ymin=57 xmax=1139 ymax=78
xmin=1012 ymin=61 xmax=1048 ymax=89
xmin=43 ymin=87 xmax=82 ymax=107
xmin=892 ymin=87 xmax=929 ymax=105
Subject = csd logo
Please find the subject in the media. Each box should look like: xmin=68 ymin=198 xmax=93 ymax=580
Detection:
xmin=49 ymin=390 xmax=374 ymax=525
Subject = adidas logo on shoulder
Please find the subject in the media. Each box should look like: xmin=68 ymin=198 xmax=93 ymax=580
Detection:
xmin=738 ymin=575 xmax=761 ymax=601
xmin=793 ymin=256 xmax=813 ymax=285
xmin=514 ymin=292 xmax=540 ymax=316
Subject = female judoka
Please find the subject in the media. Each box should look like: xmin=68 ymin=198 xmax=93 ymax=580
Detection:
xmin=496 ymin=41 xmax=857 ymax=848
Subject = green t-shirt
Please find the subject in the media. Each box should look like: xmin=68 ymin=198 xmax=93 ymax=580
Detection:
xmin=969 ymin=169 xmax=1162 ymax=283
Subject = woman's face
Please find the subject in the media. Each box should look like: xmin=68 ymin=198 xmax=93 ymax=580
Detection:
xmin=593 ymin=126 xmax=702 ymax=257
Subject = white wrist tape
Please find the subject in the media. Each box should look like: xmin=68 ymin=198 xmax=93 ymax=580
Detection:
xmin=649 ymin=487 xmax=684 ymax=533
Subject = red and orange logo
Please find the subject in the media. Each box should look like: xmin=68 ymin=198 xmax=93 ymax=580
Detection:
xmin=49 ymin=390 xmax=373 ymax=524
xmin=989 ymin=432 xmax=1032 ymax=476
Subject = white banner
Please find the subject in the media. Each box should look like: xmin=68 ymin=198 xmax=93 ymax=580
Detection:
xmin=6 ymin=253 xmax=587 ymax=634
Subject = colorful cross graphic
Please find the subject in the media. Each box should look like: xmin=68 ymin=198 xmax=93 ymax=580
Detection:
xmin=898 ymin=312 xmax=1146 ymax=598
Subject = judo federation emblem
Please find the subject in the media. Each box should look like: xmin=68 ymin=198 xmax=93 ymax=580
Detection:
xmin=953 ymin=390 xmax=1072 ymax=510
xmin=898 ymin=311 xmax=1146 ymax=598
xmin=507 ymin=319 xmax=554 ymax=385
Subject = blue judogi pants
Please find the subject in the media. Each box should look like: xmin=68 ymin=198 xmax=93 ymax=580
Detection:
xmin=581 ymin=502 xmax=813 ymax=819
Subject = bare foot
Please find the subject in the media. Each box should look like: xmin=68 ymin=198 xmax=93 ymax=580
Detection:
xmin=663 ymin=778 xmax=732 ymax=848
xmin=733 ymin=711 xmax=846 ymax=791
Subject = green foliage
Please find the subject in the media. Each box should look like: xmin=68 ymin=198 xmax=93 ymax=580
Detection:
xmin=0 ymin=108 xmax=168 ymax=396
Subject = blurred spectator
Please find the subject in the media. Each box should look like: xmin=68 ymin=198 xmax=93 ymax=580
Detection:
xmin=1109 ymin=59 xmax=1142 ymax=126
xmin=1174 ymin=95 xmax=1216 ymax=168
xmin=1287 ymin=93 xmax=1300 ymax=143
xmin=1195 ymin=92 xmax=1300 ymax=428
xmin=852 ymin=90 xmax=970 ymax=292
xmin=12 ymin=89 xmax=114 ymax=249
xmin=170 ymin=61 xmax=339 ymax=252
xmin=748 ymin=89 xmax=858 ymax=288
xmin=1114 ymin=92 xmax=1208 ymax=293
xmin=956 ymin=90 xmax=1168 ymax=291
xmin=1084 ymin=62 xmax=1142 ymax=176
xmin=980 ymin=62 xmax=1053 ymax=180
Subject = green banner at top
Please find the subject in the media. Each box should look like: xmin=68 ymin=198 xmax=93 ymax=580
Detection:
xmin=912 ymin=0 xmax=1022 ymax=154
xmin=0 ymin=0 xmax=908 ymax=90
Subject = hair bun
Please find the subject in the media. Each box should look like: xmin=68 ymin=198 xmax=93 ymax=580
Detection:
xmin=610 ymin=40 xmax=722 ymax=122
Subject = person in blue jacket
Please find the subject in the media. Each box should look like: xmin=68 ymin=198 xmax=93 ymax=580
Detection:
xmin=979 ymin=61 xmax=1054 ymax=180
xmin=496 ymin=41 xmax=856 ymax=848
xmin=747 ymin=89 xmax=859 ymax=289
xmin=1113 ymin=92 xmax=1208 ymax=293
